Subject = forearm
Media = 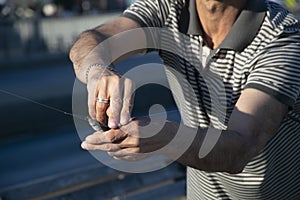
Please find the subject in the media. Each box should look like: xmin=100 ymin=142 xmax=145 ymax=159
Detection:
xmin=69 ymin=17 xmax=146 ymax=83
xmin=70 ymin=29 xmax=108 ymax=82
xmin=168 ymin=123 xmax=254 ymax=174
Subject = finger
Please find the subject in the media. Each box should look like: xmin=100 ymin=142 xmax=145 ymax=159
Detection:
xmin=107 ymin=76 xmax=123 ymax=128
xmin=108 ymin=149 xmax=149 ymax=161
xmin=81 ymin=141 xmax=120 ymax=151
xmin=108 ymin=148 xmax=139 ymax=156
xmin=85 ymin=131 xmax=110 ymax=144
xmin=120 ymin=78 xmax=135 ymax=125
xmin=85 ymin=129 xmax=127 ymax=144
xmin=117 ymin=135 xmax=139 ymax=149
xmin=96 ymin=76 xmax=109 ymax=124
xmin=87 ymin=81 xmax=98 ymax=119
xmin=119 ymin=119 xmax=137 ymax=137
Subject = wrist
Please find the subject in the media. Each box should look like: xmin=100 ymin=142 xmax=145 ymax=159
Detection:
xmin=85 ymin=63 xmax=117 ymax=83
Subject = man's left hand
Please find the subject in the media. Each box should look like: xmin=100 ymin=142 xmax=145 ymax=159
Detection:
xmin=81 ymin=117 xmax=177 ymax=161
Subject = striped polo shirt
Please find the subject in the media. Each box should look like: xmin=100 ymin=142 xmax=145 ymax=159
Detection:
xmin=123 ymin=0 xmax=300 ymax=199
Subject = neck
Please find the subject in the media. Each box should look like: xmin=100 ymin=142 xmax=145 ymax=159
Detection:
xmin=196 ymin=0 xmax=247 ymax=49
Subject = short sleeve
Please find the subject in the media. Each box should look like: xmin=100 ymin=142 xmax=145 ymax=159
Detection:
xmin=122 ymin=0 xmax=171 ymax=28
xmin=245 ymin=34 xmax=300 ymax=107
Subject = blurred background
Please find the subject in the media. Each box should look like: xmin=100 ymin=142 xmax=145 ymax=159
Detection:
xmin=0 ymin=0 xmax=299 ymax=199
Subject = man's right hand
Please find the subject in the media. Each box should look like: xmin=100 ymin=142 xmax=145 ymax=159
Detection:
xmin=69 ymin=17 xmax=146 ymax=128
xmin=87 ymin=66 xmax=135 ymax=129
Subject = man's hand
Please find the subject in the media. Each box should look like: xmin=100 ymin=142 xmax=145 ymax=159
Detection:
xmin=81 ymin=117 xmax=177 ymax=161
xmin=87 ymin=66 xmax=135 ymax=129
xmin=69 ymin=17 xmax=147 ymax=129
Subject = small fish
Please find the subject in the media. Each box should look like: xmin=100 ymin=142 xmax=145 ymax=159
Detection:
xmin=86 ymin=116 xmax=111 ymax=131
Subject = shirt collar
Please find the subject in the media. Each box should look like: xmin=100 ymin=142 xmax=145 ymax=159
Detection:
xmin=179 ymin=0 xmax=267 ymax=52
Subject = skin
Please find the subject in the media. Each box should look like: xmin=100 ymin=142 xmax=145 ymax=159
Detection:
xmin=69 ymin=0 xmax=288 ymax=173
xmin=69 ymin=17 xmax=145 ymax=128
xmin=196 ymin=0 xmax=247 ymax=48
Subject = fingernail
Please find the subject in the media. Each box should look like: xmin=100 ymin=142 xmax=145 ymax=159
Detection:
xmin=108 ymin=119 xmax=118 ymax=128
xmin=81 ymin=142 xmax=87 ymax=149
xmin=120 ymin=115 xmax=130 ymax=125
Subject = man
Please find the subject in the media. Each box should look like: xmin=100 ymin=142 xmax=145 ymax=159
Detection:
xmin=70 ymin=0 xmax=300 ymax=199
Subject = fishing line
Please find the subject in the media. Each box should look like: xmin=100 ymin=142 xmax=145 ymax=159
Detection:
xmin=0 ymin=88 xmax=111 ymax=131
xmin=0 ymin=88 xmax=82 ymax=117
xmin=0 ymin=88 xmax=93 ymax=121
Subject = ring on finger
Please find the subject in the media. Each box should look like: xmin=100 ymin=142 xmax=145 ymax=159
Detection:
xmin=97 ymin=98 xmax=110 ymax=104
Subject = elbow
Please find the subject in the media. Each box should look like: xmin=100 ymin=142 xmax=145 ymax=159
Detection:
xmin=228 ymin=153 xmax=249 ymax=174
xmin=226 ymin=157 xmax=249 ymax=175
xmin=224 ymin=153 xmax=247 ymax=174
xmin=227 ymin=137 xmax=258 ymax=174
xmin=226 ymin=162 xmax=246 ymax=174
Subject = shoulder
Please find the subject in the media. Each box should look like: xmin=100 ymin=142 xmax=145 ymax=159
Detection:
xmin=122 ymin=0 xmax=187 ymax=27
xmin=266 ymin=1 xmax=300 ymax=34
